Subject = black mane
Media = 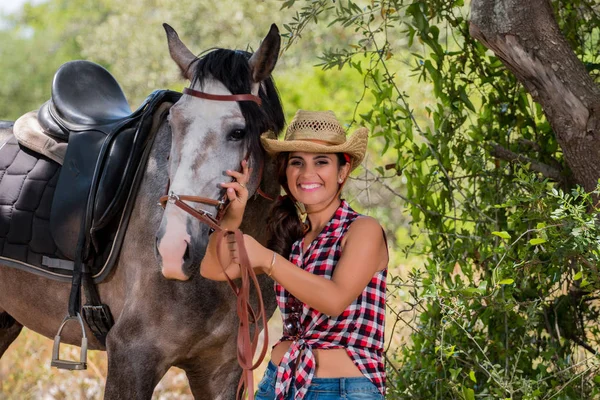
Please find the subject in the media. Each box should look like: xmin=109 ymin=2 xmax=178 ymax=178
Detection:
xmin=191 ymin=49 xmax=285 ymax=165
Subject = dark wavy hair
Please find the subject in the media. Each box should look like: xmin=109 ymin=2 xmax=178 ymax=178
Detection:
xmin=266 ymin=152 xmax=348 ymax=258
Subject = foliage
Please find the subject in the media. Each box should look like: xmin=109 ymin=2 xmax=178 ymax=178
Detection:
xmin=3 ymin=0 xmax=600 ymax=398
xmin=0 ymin=0 xmax=113 ymax=120
xmin=0 ymin=0 xmax=357 ymax=117
xmin=280 ymin=0 xmax=600 ymax=398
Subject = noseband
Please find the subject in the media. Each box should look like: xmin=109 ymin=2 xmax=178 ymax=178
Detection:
xmin=158 ymin=87 xmax=270 ymax=400
xmin=158 ymin=191 xmax=226 ymax=231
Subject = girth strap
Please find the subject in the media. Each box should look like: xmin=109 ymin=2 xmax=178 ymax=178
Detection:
xmin=67 ymin=204 xmax=113 ymax=346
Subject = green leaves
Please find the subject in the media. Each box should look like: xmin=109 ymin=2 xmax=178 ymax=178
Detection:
xmin=528 ymin=238 xmax=546 ymax=245
xmin=492 ymin=231 xmax=511 ymax=240
xmin=277 ymin=0 xmax=600 ymax=398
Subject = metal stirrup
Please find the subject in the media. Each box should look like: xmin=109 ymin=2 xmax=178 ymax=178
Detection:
xmin=51 ymin=313 xmax=88 ymax=370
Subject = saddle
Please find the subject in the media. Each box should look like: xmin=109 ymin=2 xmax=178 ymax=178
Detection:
xmin=38 ymin=60 xmax=133 ymax=140
xmin=5 ymin=60 xmax=180 ymax=366
xmin=38 ymin=61 xmax=181 ymax=269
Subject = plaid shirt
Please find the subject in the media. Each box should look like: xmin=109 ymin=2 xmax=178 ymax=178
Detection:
xmin=273 ymin=200 xmax=387 ymax=399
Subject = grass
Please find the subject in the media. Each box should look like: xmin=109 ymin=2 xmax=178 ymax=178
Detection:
xmin=0 ymin=327 xmax=195 ymax=399
xmin=0 ymin=312 xmax=289 ymax=399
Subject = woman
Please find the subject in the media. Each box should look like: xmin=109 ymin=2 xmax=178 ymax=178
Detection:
xmin=201 ymin=110 xmax=388 ymax=399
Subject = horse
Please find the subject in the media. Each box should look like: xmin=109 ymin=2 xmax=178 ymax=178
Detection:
xmin=0 ymin=23 xmax=284 ymax=399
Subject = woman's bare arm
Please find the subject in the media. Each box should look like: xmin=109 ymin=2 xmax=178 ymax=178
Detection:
xmin=243 ymin=216 xmax=388 ymax=316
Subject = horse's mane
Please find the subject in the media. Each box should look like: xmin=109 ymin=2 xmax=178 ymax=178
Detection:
xmin=191 ymin=49 xmax=285 ymax=165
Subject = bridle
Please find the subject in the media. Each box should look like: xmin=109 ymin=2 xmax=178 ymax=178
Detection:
xmin=183 ymin=87 xmax=262 ymax=106
xmin=158 ymin=86 xmax=271 ymax=400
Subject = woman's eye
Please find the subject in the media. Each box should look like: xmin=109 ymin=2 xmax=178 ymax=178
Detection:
xmin=228 ymin=129 xmax=246 ymax=142
xmin=289 ymin=160 xmax=302 ymax=167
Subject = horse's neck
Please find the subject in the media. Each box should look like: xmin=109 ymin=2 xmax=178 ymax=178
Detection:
xmin=124 ymin=121 xmax=171 ymax=244
xmin=242 ymin=154 xmax=280 ymax=243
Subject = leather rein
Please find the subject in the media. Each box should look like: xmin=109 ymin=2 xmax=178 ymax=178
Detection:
xmin=158 ymin=87 xmax=270 ymax=400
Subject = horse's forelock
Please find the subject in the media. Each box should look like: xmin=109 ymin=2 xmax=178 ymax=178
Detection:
xmin=191 ymin=49 xmax=285 ymax=168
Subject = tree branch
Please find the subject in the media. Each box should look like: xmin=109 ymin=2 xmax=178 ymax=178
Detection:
xmin=489 ymin=142 xmax=563 ymax=181
xmin=470 ymin=0 xmax=600 ymax=192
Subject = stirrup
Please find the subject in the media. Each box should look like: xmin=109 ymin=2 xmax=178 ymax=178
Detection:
xmin=50 ymin=313 xmax=88 ymax=370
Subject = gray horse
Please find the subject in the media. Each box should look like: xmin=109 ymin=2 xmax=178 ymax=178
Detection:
xmin=0 ymin=24 xmax=283 ymax=399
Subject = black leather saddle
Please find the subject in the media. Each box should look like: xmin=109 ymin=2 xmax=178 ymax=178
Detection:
xmin=38 ymin=60 xmax=133 ymax=140
xmin=37 ymin=61 xmax=180 ymax=269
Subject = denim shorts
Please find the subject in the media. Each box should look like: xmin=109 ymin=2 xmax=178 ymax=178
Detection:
xmin=255 ymin=361 xmax=384 ymax=399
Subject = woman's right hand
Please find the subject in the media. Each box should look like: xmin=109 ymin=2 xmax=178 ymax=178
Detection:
xmin=219 ymin=159 xmax=251 ymax=231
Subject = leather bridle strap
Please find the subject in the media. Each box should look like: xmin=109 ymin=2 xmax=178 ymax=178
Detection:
xmin=160 ymin=87 xmax=272 ymax=399
xmin=158 ymin=194 xmax=268 ymax=400
xmin=254 ymin=157 xmax=274 ymax=201
xmin=183 ymin=87 xmax=262 ymax=106
xmin=216 ymin=229 xmax=269 ymax=400
xmin=158 ymin=194 xmax=224 ymax=231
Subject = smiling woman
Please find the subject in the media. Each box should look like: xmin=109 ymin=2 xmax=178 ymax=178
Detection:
xmin=201 ymin=110 xmax=388 ymax=400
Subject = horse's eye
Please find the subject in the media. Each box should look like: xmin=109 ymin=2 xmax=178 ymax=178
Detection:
xmin=228 ymin=129 xmax=246 ymax=142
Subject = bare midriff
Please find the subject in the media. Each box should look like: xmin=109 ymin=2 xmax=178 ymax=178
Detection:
xmin=270 ymin=340 xmax=363 ymax=377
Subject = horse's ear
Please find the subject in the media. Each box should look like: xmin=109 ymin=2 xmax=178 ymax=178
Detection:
xmin=248 ymin=24 xmax=280 ymax=83
xmin=163 ymin=23 xmax=197 ymax=81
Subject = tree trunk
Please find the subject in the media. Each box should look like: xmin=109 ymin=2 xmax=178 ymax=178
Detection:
xmin=470 ymin=0 xmax=600 ymax=192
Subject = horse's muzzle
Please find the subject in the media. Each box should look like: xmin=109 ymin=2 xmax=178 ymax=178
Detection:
xmin=155 ymin=213 xmax=210 ymax=280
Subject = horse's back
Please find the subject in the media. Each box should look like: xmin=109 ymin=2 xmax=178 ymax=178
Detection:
xmin=0 ymin=121 xmax=14 ymax=129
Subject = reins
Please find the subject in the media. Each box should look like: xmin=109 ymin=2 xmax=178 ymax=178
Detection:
xmin=158 ymin=87 xmax=272 ymax=400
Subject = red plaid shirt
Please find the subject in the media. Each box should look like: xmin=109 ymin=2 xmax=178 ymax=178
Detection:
xmin=273 ymin=200 xmax=387 ymax=399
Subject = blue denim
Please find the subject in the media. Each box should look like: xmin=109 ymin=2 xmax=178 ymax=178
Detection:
xmin=255 ymin=361 xmax=384 ymax=400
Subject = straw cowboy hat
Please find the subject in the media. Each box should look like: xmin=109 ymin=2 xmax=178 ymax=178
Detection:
xmin=260 ymin=110 xmax=368 ymax=171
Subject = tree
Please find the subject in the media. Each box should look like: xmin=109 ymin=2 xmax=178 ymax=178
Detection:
xmin=470 ymin=0 xmax=600 ymax=193
xmin=0 ymin=0 xmax=115 ymax=120
xmin=281 ymin=0 xmax=600 ymax=398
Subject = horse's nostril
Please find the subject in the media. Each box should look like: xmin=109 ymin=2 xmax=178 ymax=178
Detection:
xmin=183 ymin=242 xmax=190 ymax=261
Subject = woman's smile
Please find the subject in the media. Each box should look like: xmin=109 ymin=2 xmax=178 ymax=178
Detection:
xmin=298 ymin=182 xmax=323 ymax=192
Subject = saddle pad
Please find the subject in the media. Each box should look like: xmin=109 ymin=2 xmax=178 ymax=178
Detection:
xmin=13 ymin=110 xmax=67 ymax=165
xmin=0 ymin=135 xmax=73 ymax=281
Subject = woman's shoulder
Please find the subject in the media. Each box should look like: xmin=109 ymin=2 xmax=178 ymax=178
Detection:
xmin=341 ymin=214 xmax=389 ymax=270
xmin=347 ymin=215 xmax=384 ymax=235
xmin=342 ymin=215 xmax=386 ymax=246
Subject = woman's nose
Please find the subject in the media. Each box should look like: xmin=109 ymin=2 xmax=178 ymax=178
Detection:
xmin=300 ymin=164 xmax=315 ymax=175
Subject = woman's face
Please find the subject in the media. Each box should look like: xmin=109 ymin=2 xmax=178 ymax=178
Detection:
xmin=285 ymin=152 xmax=349 ymax=207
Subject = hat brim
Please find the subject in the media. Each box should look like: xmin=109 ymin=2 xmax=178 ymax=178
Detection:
xmin=261 ymin=127 xmax=368 ymax=171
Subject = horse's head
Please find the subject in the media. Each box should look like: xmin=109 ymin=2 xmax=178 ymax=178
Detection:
xmin=156 ymin=24 xmax=284 ymax=280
